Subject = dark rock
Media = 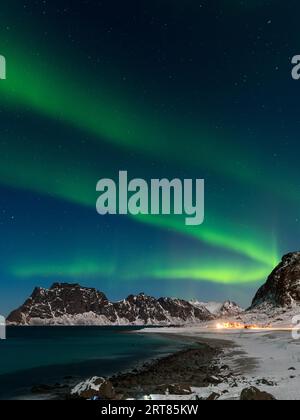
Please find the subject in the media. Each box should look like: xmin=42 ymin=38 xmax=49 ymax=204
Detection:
xmin=256 ymin=379 xmax=276 ymax=387
xmin=168 ymin=384 xmax=192 ymax=395
xmin=71 ymin=377 xmax=116 ymax=400
xmin=204 ymin=375 xmax=222 ymax=385
xmin=240 ymin=387 xmax=276 ymax=401
xmin=251 ymin=252 xmax=300 ymax=308
xmin=206 ymin=392 xmax=221 ymax=400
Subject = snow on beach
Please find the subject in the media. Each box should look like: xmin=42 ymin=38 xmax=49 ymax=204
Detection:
xmin=141 ymin=325 xmax=300 ymax=400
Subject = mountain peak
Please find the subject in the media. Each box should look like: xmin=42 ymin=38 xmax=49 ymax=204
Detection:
xmin=7 ymin=283 xmax=214 ymax=326
xmin=50 ymin=283 xmax=82 ymax=290
xmin=190 ymin=300 xmax=243 ymax=317
xmin=251 ymin=252 xmax=300 ymax=309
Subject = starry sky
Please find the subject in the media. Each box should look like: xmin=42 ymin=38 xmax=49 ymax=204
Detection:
xmin=0 ymin=0 xmax=300 ymax=314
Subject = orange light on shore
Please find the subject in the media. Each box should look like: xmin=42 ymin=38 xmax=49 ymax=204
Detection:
xmin=216 ymin=322 xmax=270 ymax=330
xmin=216 ymin=322 xmax=247 ymax=330
xmin=215 ymin=322 xmax=293 ymax=332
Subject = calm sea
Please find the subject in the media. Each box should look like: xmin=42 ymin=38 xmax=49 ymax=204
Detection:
xmin=0 ymin=326 xmax=190 ymax=399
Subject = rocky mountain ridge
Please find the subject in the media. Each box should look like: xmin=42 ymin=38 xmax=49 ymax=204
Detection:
xmin=7 ymin=283 xmax=224 ymax=326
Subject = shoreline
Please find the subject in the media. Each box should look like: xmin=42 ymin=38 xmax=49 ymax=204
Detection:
xmin=6 ymin=326 xmax=295 ymax=400
xmin=3 ymin=327 xmax=206 ymax=400
xmin=138 ymin=327 xmax=300 ymax=400
xmin=72 ymin=331 xmax=237 ymax=400
xmin=25 ymin=330 xmax=231 ymax=400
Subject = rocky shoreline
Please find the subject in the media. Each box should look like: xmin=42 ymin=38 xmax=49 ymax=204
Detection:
xmin=70 ymin=335 xmax=239 ymax=400
xmin=109 ymin=342 xmax=223 ymax=399
xmin=27 ymin=337 xmax=225 ymax=400
xmin=26 ymin=333 xmax=278 ymax=401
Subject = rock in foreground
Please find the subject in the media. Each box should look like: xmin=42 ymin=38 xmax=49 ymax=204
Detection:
xmin=240 ymin=387 xmax=276 ymax=401
xmin=71 ymin=377 xmax=116 ymax=400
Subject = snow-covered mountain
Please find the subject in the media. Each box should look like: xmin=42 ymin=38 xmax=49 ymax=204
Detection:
xmin=190 ymin=300 xmax=243 ymax=317
xmin=233 ymin=252 xmax=300 ymax=327
xmin=7 ymin=283 xmax=215 ymax=326
xmin=251 ymin=252 xmax=300 ymax=309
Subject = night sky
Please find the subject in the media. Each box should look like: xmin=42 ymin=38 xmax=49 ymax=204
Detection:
xmin=0 ymin=0 xmax=299 ymax=314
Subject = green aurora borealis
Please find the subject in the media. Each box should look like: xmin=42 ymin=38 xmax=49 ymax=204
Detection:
xmin=0 ymin=0 xmax=299 ymax=312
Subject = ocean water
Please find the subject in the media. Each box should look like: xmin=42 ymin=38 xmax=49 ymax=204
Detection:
xmin=0 ymin=326 xmax=190 ymax=399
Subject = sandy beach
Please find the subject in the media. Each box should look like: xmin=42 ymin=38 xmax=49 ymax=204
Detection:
xmin=138 ymin=327 xmax=300 ymax=400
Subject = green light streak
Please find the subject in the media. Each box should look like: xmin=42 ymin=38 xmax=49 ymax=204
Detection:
xmin=11 ymin=255 xmax=271 ymax=285
xmin=0 ymin=42 xmax=280 ymax=284
xmin=0 ymin=136 xmax=279 ymax=270
xmin=135 ymin=214 xmax=279 ymax=268
xmin=146 ymin=264 xmax=271 ymax=285
xmin=0 ymin=45 xmax=288 ymax=196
